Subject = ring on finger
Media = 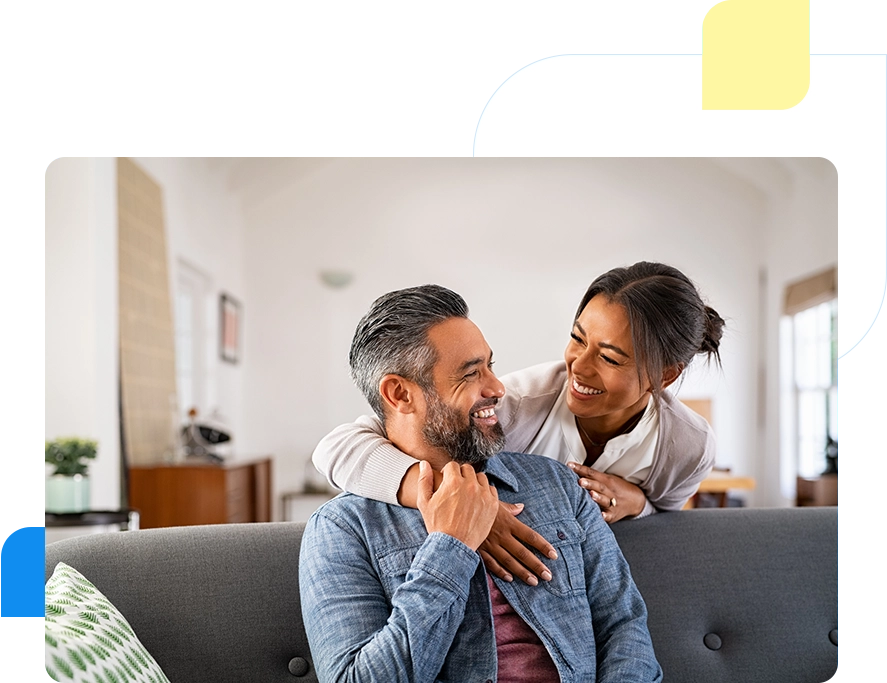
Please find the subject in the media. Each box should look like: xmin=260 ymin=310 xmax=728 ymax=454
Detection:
xmin=610 ymin=497 xmax=617 ymax=508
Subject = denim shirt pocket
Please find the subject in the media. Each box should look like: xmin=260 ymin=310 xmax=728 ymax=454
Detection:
xmin=530 ymin=518 xmax=586 ymax=597
xmin=376 ymin=544 xmax=423 ymax=601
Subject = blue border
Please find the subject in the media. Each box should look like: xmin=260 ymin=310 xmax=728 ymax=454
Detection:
xmin=471 ymin=48 xmax=702 ymax=154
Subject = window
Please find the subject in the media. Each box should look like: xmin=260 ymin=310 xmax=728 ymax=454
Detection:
xmin=779 ymin=266 xmax=838 ymax=497
xmin=174 ymin=261 xmax=210 ymax=420
xmin=790 ymin=300 xmax=837 ymax=477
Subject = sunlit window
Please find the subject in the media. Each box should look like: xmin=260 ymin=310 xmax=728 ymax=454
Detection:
xmin=174 ymin=261 xmax=209 ymax=420
xmin=781 ymin=298 xmax=838 ymax=482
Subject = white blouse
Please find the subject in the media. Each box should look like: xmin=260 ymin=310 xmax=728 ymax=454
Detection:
xmin=525 ymin=387 xmax=659 ymax=486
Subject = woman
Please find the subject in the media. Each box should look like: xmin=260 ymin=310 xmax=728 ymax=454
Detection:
xmin=313 ymin=262 xmax=725 ymax=581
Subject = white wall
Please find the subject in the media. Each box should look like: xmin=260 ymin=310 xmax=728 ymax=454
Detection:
xmin=45 ymin=157 xmax=119 ymax=508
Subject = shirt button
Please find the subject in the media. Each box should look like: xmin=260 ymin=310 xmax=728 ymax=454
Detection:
xmin=557 ymin=530 xmax=566 ymax=540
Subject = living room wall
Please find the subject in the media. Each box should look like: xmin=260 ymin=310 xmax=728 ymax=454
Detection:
xmin=46 ymin=158 xmax=119 ymax=509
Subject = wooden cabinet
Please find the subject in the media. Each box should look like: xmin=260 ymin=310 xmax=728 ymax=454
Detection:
xmin=129 ymin=458 xmax=272 ymax=529
xmin=797 ymin=474 xmax=838 ymax=507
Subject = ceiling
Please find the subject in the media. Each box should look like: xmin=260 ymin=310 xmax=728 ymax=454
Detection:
xmin=204 ymin=157 xmax=826 ymax=208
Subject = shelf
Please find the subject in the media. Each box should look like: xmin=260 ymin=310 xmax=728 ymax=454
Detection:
xmin=45 ymin=509 xmax=140 ymax=531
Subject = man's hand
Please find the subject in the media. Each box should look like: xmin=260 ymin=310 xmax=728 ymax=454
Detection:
xmin=417 ymin=460 xmax=499 ymax=551
xmin=567 ymin=462 xmax=647 ymax=523
xmin=479 ymin=502 xmax=558 ymax=586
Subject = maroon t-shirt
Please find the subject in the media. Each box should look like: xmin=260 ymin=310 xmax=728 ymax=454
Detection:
xmin=487 ymin=573 xmax=560 ymax=682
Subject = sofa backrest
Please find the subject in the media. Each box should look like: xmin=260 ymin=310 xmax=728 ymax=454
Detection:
xmin=46 ymin=507 xmax=837 ymax=683
xmin=611 ymin=507 xmax=837 ymax=683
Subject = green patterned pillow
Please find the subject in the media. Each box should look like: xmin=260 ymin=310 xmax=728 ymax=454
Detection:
xmin=45 ymin=562 xmax=171 ymax=683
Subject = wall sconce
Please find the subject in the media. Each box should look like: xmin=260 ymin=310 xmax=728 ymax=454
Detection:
xmin=319 ymin=269 xmax=354 ymax=289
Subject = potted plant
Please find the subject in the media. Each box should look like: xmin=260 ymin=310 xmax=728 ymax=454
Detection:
xmin=45 ymin=437 xmax=97 ymax=513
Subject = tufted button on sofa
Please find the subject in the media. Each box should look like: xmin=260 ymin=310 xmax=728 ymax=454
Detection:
xmin=288 ymin=656 xmax=310 ymax=676
xmin=45 ymin=507 xmax=836 ymax=683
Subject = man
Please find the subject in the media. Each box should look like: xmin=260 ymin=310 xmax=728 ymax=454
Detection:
xmin=300 ymin=284 xmax=662 ymax=683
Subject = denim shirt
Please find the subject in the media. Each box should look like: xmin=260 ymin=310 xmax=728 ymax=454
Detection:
xmin=300 ymin=452 xmax=662 ymax=683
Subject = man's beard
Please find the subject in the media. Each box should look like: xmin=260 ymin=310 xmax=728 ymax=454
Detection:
xmin=422 ymin=392 xmax=507 ymax=467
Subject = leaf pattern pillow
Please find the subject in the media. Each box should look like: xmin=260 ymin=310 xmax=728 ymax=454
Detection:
xmin=45 ymin=562 xmax=171 ymax=683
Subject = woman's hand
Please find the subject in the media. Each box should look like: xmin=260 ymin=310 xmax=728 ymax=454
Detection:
xmin=566 ymin=463 xmax=647 ymax=523
xmin=479 ymin=501 xmax=558 ymax=586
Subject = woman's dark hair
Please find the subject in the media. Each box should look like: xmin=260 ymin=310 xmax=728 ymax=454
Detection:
xmin=575 ymin=262 xmax=724 ymax=409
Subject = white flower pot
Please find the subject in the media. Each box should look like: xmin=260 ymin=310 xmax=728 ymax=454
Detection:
xmin=45 ymin=474 xmax=90 ymax=513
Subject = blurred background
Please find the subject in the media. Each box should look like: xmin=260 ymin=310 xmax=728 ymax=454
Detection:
xmin=45 ymin=157 xmax=837 ymax=533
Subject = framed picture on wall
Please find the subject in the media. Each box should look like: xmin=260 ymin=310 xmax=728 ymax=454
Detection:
xmin=220 ymin=293 xmax=241 ymax=364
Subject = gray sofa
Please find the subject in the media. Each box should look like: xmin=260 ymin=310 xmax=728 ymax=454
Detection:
xmin=45 ymin=507 xmax=837 ymax=683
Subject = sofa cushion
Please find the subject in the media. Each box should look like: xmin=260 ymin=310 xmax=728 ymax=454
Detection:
xmin=45 ymin=562 xmax=171 ymax=683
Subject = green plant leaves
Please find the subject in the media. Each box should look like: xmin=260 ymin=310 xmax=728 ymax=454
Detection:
xmin=45 ymin=437 xmax=98 ymax=476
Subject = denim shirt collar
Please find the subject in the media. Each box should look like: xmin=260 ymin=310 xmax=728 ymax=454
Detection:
xmin=481 ymin=453 xmax=521 ymax=493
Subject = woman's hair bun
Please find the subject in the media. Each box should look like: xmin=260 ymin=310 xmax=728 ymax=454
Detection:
xmin=700 ymin=305 xmax=725 ymax=361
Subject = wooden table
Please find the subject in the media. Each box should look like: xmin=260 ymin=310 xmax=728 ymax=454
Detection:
xmin=280 ymin=490 xmax=339 ymax=522
xmin=797 ymin=474 xmax=837 ymax=506
xmin=684 ymin=470 xmax=756 ymax=508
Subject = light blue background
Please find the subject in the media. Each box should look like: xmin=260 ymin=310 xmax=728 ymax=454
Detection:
xmin=0 ymin=0 xmax=883 ymax=681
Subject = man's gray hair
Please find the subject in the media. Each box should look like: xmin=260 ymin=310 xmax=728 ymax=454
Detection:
xmin=349 ymin=284 xmax=469 ymax=421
